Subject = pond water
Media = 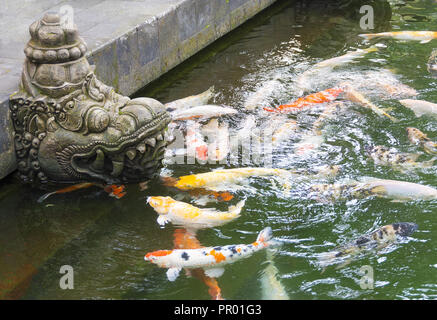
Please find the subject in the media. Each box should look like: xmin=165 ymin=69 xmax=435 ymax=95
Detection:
xmin=1 ymin=0 xmax=437 ymax=300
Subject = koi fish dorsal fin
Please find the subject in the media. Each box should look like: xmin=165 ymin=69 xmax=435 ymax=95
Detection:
xmin=256 ymin=227 xmax=273 ymax=244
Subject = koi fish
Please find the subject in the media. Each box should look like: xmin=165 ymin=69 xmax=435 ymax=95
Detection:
xmin=171 ymin=105 xmax=237 ymax=121
xmin=186 ymin=120 xmax=209 ymax=161
xmin=366 ymin=145 xmax=435 ymax=171
xmin=319 ymin=222 xmax=418 ymax=267
xmin=244 ymin=79 xmax=282 ymax=111
xmin=407 ymin=127 xmax=437 ymax=155
xmin=37 ymin=183 xmax=126 ymax=203
xmin=144 ymin=227 xmax=278 ymax=281
xmin=296 ymin=47 xmax=378 ymax=93
xmin=271 ymin=120 xmax=299 ymax=148
xmin=359 ymin=31 xmax=437 ymax=44
xmin=173 ymin=229 xmax=224 ymax=300
xmin=162 ymin=167 xmax=292 ymax=192
xmin=309 ymin=178 xmax=437 ymax=202
xmin=165 ymin=86 xmax=215 ymax=111
xmin=264 ymin=88 xmax=343 ymax=113
xmin=201 ymin=119 xmax=230 ymax=162
xmin=343 ymin=84 xmax=398 ymax=122
xmin=399 ymin=99 xmax=437 ymax=119
xmin=312 ymin=47 xmax=378 ymax=69
xmin=311 ymin=102 xmax=347 ymax=135
xmin=294 ymin=135 xmax=324 ymax=156
xmin=147 ymin=196 xmax=245 ymax=230
xmin=380 ymin=82 xmax=418 ymax=99
xmin=428 ymin=49 xmax=437 ymax=77
xmin=260 ymin=249 xmax=289 ymax=300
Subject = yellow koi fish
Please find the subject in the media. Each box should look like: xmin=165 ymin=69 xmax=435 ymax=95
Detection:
xmin=147 ymin=196 xmax=245 ymax=229
xmin=163 ymin=167 xmax=292 ymax=192
xmin=359 ymin=31 xmax=437 ymax=44
xmin=407 ymin=127 xmax=437 ymax=155
xmin=343 ymin=84 xmax=398 ymax=122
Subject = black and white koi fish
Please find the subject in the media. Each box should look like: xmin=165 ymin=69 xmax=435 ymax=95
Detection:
xmin=319 ymin=222 xmax=418 ymax=266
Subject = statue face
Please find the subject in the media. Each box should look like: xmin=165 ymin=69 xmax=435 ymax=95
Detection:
xmin=11 ymin=72 xmax=172 ymax=184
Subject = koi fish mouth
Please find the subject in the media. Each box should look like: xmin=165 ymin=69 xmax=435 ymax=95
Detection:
xmin=58 ymin=112 xmax=173 ymax=184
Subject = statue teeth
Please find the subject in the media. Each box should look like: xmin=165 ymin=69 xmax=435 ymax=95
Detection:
xmin=90 ymin=149 xmax=105 ymax=172
xmin=136 ymin=143 xmax=146 ymax=153
xmin=145 ymin=138 xmax=156 ymax=147
xmin=111 ymin=160 xmax=124 ymax=177
xmin=126 ymin=149 xmax=136 ymax=160
xmin=156 ymin=133 xmax=164 ymax=141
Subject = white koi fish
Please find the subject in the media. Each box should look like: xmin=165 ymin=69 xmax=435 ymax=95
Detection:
xmin=260 ymin=249 xmax=289 ymax=300
xmin=171 ymin=105 xmax=237 ymax=121
xmin=359 ymin=31 xmax=437 ymax=44
xmin=165 ymin=86 xmax=215 ymax=111
xmin=309 ymin=178 xmax=437 ymax=202
xmin=147 ymin=196 xmax=245 ymax=229
xmin=243 ymin=79 xmax=282 ymax=111
xmin=399 ymin=99 xmax=437 ymax=119
xmin=271 ymin=120 xmax=300 ymax=148
xmin=144 ymin=227 xmax=279 ymax=281
xmin=296 ymin=47 xmax=377 ymax=93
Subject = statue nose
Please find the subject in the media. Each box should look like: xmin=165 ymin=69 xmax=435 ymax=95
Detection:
xmin=119 ymin=97 xmax=168 ymax=128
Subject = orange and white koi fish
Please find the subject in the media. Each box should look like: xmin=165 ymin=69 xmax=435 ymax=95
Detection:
xmin=144 ymin=227 xmax=279 ymax=281
xmin=165 ymin=86 xmax=215 ymax=112
xmin=173 ymin=229 xmax=224 ymax=300
xmin=399 ymin=99 xmax=437 ymax=119
xmin=186 ymin=120 xmax=209 ymax=161
xmin=38 ymin=183 xmax=126 ymax=203
xmin=264 ymin=88 xmax=343 ymax=113
xmin=407 ymin=127 xmax=437 ymax=155
xmin=343 ymin=84 xmax=398 ymax=122
xmin=359 ymin=31 xmax=437 ymax=44
xmin=171 ymin=105 xmax=237 ymax=121
xmin=162 ymin=167 xmax=292 ymax=192
xmin=147 ymin=196 xmax=245 ymax=229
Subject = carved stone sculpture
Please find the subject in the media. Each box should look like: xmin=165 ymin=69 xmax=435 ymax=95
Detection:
xmin=9 ymin=13 xmax=172 ymax=184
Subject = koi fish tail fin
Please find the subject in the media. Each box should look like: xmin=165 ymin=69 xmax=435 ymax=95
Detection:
xmin=424 ymin=143 xmax=437 ymax=155
xmin=359 ymin=33 xmax=378 ymax=40
xmin=37 ymin=191 xmax=56 ymax=203
xmin=229 ymin=199 xmax=246 ymax=216
xmin=421 ymin=157 xmax=436 ymax=168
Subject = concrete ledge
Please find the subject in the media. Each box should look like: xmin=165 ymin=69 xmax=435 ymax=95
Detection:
xmin=0 ymin=0 xmax=278 ymax=180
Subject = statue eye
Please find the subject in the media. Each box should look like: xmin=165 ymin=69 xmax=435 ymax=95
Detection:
xmin=87 ymin=107 xmax=110 ymax=133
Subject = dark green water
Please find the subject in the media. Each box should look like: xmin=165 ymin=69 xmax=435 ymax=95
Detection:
xmin=1 ymin=0 xmax=437 ymax=300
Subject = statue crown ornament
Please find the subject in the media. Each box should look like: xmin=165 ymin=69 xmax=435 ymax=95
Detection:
xmin=10 ymin=13 xmax=172 ymax=184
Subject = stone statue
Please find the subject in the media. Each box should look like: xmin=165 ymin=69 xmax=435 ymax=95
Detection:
xmin=9 ymin=13 xmax=172 ymax=184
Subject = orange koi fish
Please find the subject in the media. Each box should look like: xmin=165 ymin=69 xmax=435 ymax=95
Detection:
xmin=173 ymin=229 xmax=224 ymax=300
xmin=264 ymin=88 xmax=343 ymax=113
xmin=38 ymin=183 xmax=126 ymax=203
